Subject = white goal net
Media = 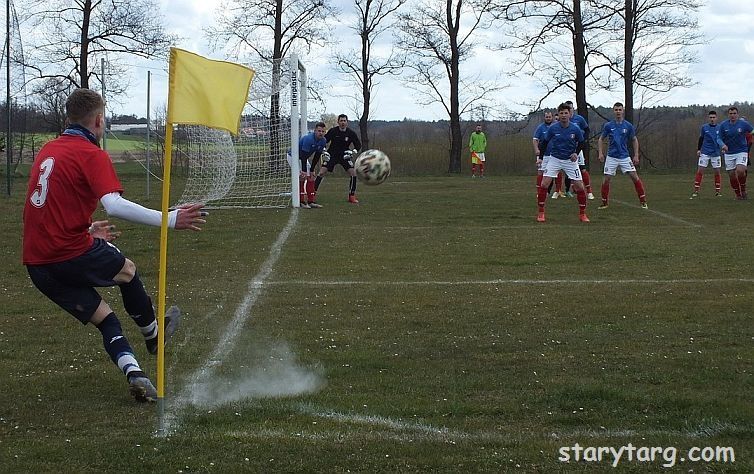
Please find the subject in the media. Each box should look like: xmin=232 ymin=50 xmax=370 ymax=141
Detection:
xmin=173 ymin=57 xmax=306 ymax=209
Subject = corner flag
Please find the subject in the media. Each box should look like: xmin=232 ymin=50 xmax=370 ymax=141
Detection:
xmin=155 ymin=49 xmax=253 ymax=434
xmin=167 ymin=48 xmax=255 ymax=134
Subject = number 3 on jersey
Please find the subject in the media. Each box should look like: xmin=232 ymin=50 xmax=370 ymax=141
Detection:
xmin=30 ymin=157 xmax=55 ymax=208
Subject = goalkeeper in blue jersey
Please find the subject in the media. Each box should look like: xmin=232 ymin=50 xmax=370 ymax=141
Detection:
xmin=299 ymin=122 xmax=327 ymax=208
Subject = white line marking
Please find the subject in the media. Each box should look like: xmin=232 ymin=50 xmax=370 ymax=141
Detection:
xmin=164 ymin=209 xmax=299 ymax=433
xmin=612 ymin=198 xmax=702 ymax=227
xmin=267 ymin=278 xmax=754 ymax=285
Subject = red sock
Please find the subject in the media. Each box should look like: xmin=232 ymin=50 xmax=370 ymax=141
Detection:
xmin=555 ymin=173 xmax=563 ymax=192
xmin=299 ymin=177 xmax=307 ymax=203
xmin=576 ymin=189 xmax=587 ymax=214
xmin=472 ymin=164 xmax=478 ymax=176
xmin=730 ymin=175 xmax=741 ymax=196
xmin=479 ymin=162 xmax=485 ymax=175
xmin=536 ymin=174 xmax=543 ymax=188
xmin=581 ymin=170 xmax=592 ymax=193
xmin=634 ymin=179 xmax=646 ymax=203
xmin=694 ymin=170 xmax=703 ymax=191
xmin=714 ymin=174 xmax=721 ymax=192
xmin=306 ymin=178 xmax=316 ymax=202
xmin=601 ymin=180 xmax=610 ymax=205
xmin=537 ymin=186 xmax=548 ymax=212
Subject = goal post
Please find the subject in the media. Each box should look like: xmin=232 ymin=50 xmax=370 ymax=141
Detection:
xmin=173 ymin=55 xmax=307 ymax=209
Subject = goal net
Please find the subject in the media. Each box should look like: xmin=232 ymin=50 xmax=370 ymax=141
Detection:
xmin=173 ymin=57 xmax=306 ymax=209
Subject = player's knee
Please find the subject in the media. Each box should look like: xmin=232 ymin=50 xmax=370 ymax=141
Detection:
xmin=114 ymin=258 xmax=137 ymax=284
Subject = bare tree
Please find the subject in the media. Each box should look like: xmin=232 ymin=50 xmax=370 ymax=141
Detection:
xmin=23 ymin=0 xmax=176 ymax=96
xmin=497 ymin=0 xmax=620 ymax=165
xmin=334 ymin=0 xmax=407 ymax=150
xmin=208 ymin=0 xmax=335 ymax=169
xmin=618 ymin=0 xmax=703 ymax=125
xmin=396 ymin=0 xmax=501 ymax=173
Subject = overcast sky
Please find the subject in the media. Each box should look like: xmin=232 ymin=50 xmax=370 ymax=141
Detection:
xmin=115 ymin=0 xmax=754 ymax=121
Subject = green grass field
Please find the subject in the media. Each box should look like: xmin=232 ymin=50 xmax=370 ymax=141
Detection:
xmin=2 ymin=168 xmax=753 ymax=472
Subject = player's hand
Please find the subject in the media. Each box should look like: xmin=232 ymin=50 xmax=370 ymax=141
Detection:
xmin=89 ymin=220 xmax=121 ymax=242
xmin=697 ymin=150 xmax=701 ymax=157
xmin=175 ymin=203 xmax=207 ymax=231
xmin=633 ymin=156 xmax=639 ymax=165
xmin=721 ymin=145 xmax=728 ymax=153
xmin=321 ymin=151 xmax=330 ymax=163
xmin=598 ymin=153 xmax=605 ymax=163
xmin=536 ymin=158 xmax=542 ymax=165
xmin=570 ymin=153 xmax=578 ymax=162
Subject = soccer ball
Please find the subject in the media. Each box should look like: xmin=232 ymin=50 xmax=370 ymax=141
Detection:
xmin=354 ymin=149 xmax=391 ymax=185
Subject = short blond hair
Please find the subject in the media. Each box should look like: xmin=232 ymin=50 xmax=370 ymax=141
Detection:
xmin=66 ymin=88 xmax=104 ymax=124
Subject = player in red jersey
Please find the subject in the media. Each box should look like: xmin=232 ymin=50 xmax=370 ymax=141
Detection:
xmin=23 ymin=88 xmax=206 ymax=403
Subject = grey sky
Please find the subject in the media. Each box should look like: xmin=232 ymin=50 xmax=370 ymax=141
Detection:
xmin=116 ymin=0 xmax=753 ymax=121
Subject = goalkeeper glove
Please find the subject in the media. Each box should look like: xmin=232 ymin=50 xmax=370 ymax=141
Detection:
xmin=321 ymin=151 xmax=330 ymax=164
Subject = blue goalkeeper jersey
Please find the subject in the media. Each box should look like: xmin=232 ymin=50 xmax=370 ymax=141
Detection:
xmin=543 ymin=122 xmax=585 ymax=160
xmin=719 ymin=119 xmax=754 ymax=154
xmin=699 ymin=123 xmax=721 ymax=157
xmin=600 ymin=120 xmax=635 ymax=159
xmin=299 ymin=132 xmax=327 ymax=155
xmin=533 ymin=122 xmax=554 ymax=154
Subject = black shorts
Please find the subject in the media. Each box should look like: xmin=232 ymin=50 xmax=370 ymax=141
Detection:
xmin=26 ymin=238 xmax=126 ymax=324
xmin=324 ymin=155 xmax=354 ymax=172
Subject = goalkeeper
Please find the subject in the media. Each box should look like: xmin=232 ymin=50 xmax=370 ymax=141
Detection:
xmin=315 ymin=114 xmax=362 ymax=204
xmin=298 ymin=122 xmax=327 ymax=208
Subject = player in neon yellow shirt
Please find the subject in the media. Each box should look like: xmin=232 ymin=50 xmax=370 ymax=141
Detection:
xmin=469 ymin=124 xmax=487 ymax=177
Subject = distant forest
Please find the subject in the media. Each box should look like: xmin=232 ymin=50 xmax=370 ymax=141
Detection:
xmin=6 ymin=103 xmax=754 ymax=176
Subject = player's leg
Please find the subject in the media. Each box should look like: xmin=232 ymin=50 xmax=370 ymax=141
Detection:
xmin=692 ymin=157 xmax=707 ymax=198
xmin=712 ymin=156 xmax=722 ymax=195
xmin=315 ymin=161 xmax=333 ymax=193
xmin=566 ymin=164 xmax=588 ymax=221
xmin=345 ymin=161 xmax=359 ymax=203
xmin=736 ymin=163 xmax=747 ymax=199
xmin=471 ymin=152 xmax=478 ymax=177
xmin=26 ymin=262 xmax=156 ymax=402
xmin=627 ymin=169 xmax=647 ymax=207
xmin=479 ymin=154 xmax=486 ymax=177
xmin=306 ymin=175 xmax=320 ymax=207
xmin=599 ymin=157 xmax=617 ymax=209
xmin=555 ymin=171 xmax=564 ymax=196
xmin=538 ymin=159 xmax=560 ymax=221
xmin=724 ymin=155 xmax=741 ymax=199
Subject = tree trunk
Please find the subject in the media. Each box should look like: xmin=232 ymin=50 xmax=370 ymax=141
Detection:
xmin=624 ymin=0 xmax=635 ymax=125
xmin=360 ymin=29 xmax=370 ymax=150
xmin=572 ymin=0 xmax=589 ymax=168
xmin=447 ymin=0 xmax=462 ymax=173
xmin=80 ymin=0 xmax=92 ymax=88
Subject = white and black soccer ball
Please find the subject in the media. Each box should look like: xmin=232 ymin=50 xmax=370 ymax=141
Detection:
xmin=354 ymin=149 xmax=391 ymax=185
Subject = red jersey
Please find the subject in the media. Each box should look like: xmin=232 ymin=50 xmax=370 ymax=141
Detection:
xmin=23 ymin=135 xmax=123 ymax=265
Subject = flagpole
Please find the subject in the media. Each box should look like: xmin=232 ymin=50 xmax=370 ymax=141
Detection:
xmin=155 ymin=119 xmax=174 ymax=436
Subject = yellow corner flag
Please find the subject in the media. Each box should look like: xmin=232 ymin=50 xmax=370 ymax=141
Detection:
xmin=167 ymin=48 xmax=255 ymax=134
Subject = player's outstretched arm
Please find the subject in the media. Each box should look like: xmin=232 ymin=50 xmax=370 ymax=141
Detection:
xmin=101 ymin=192 xmax=206 ymax=230
xmin=174 ymin=203 xmax=207 ymax=231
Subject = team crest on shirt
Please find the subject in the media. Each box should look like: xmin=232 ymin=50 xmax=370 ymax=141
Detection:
xmin=622 ymin=129 xmax=627 ymax=134
xmin=570 ymin=134 xmax=575 ymax=139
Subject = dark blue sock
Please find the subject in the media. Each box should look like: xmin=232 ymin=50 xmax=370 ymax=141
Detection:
xmin=95 ymin=313 xmax=143 ymax=379
xmin=119 ymin=272 xmax=156 ymax=339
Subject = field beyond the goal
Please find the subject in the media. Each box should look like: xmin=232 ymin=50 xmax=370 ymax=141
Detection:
xmin=2 ymin=169 xmax=753 ymax=472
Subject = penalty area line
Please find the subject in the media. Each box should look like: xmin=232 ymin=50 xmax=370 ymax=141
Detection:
xmin=612 ymin=198 xmax=702 ymax=227
xmin=267 ymin=278 xmax=754 ymax=285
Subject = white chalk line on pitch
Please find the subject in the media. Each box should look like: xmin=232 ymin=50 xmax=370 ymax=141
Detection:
xmin=611 ymin=198 xmax=702 ymax=227
xmin=163 ymin=209 xmax=300 ymax=434
xmin=266 ymin=278 xmax=754 ymax=285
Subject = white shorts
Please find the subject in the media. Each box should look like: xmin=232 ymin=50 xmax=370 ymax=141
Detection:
xmin=724 ymin=152 xmax=748 ymax=171
xmin=545 ymin=158 xmax=582 ymax=180
xmin=698 ymin=154 xmax=721 ymax=169
xmin=603 ymin=156 xmax=636 ymax=176
xmin=537 ymin=155 xmax=552 ymax=172
xmin=577 ymin=150 xmax=585 ymax=166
